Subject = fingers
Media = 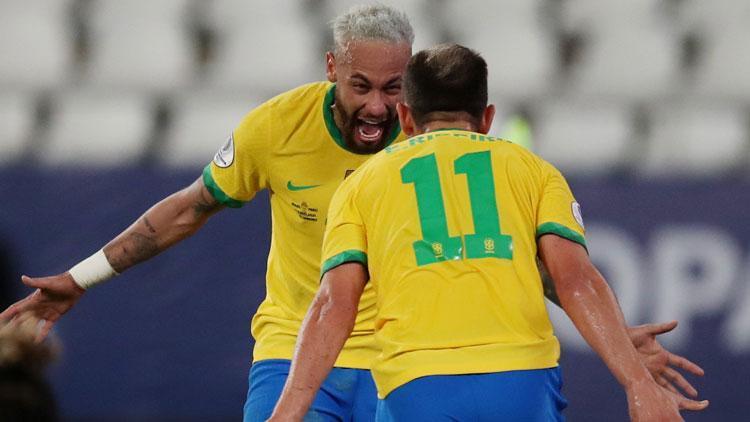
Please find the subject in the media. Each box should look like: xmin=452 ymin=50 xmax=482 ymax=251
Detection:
xmin=663 ymin=367 xmax=698 ymax=398
xmin=12 ymin=308 xmax=58 ymax=342
xmin=676 ymin=396 xmax=709 ymax=412
xmin=661 ymin=384 xmax=709 ymax=412
xmin=659 ymin=376 xmax=681 ymax=395
xmin=21 ymin=274 xmax=39 ymax=287
xmin=668 ymin=352 xmax=705 ymax=377
xmin=36 ymin=319 xmax=55 ymax=342
xmin=0 ymin=302 xmax=20 ymax=321
xmin=0 ymin=293 xmax=36 ymax=321
xmin=2 ymin=276 xmax=50 ymax=321
xmin=22 ymin=274 xmax=55 ymax=290
xmin=641 ymin=320 xmax=679 ymax=336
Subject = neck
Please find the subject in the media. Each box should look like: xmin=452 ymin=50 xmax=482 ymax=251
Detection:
xmin=330 ymin=103 xmax=345 ymax=133
xmin=421 ymin=120 xmax=476 ymax=133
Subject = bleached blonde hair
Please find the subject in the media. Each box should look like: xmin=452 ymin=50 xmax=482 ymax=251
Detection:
xmin=331 ymin=4 xmax=414 ymax=55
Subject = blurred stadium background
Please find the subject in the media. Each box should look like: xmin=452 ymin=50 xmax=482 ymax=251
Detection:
xmin=0 ymin=0 xmax=748 ymax=420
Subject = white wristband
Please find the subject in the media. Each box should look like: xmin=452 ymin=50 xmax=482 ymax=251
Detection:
xmin=69 ymin=249 xmax=119 ymax=290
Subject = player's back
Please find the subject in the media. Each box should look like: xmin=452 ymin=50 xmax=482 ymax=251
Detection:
xmin=341 ymin=129 xmax=585 ymax=396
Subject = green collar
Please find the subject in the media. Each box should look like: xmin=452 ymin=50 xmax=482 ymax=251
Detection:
xmin=322 ymin=84 xmax=401 ymax=155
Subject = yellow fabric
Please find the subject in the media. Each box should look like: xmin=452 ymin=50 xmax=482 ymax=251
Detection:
xmin=203 ymin=81 xmax=406 ymax=368
xmin=322 ymin=130 xmax=586 ymax=397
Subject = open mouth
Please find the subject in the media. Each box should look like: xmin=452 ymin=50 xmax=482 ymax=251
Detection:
xmin=356 ymin=118 xmax=387 ymax=144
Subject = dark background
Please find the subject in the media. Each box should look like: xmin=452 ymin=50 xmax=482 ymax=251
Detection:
xmin=1 ymin=166 xmax=746 ymax=421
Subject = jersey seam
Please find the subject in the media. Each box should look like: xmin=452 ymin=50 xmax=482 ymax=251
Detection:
xmin=202 ymin=165 xmax=245 ymax=208
xmin=320 ymin=249 xmax=368 ymax=276
xmin=536 ymin=222 xmax=587 ymax=250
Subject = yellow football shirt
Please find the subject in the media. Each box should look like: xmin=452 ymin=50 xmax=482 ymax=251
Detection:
xmin=321 ymin=129 xmax=586 ymax=397
xmin=202 ymin=81 xmax=406 ymax=368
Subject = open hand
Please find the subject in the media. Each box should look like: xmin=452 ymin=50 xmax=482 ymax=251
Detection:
xmin=0 ymin=273 xmax=85 ymax=341
xmin=628 ymin=320 xmax=705 ymax=398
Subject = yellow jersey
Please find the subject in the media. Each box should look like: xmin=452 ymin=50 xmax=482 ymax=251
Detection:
xmin=203 ymin=82 xmax=406 ymax=368
xmin=321 ymin=129 xmax=586 ymax=397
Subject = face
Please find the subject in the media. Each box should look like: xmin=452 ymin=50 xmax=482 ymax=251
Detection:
xmin=326 ymin=40 xmax=412 ymax=153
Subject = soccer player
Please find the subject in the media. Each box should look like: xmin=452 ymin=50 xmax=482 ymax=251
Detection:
xmin=1 ymin=5 xmax=703 ymax=421
xmin=269 ymin=44 xmax=709 ymax=421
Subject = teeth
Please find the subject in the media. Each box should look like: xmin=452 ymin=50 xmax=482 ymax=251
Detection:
xmin=361 ymin=118 xmax=384 ymax=124
xmin=358 ymin=126 xmax=383 ymax=141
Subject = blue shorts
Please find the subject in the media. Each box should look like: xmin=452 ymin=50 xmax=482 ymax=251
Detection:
xmin=243 ymin=359 xmax=377 ymax=422
xmin=376 ymin=368 xmax=567 ymax=421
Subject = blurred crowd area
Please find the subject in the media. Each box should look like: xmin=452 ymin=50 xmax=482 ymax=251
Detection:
xmin=1 ymin=0 xmax=750 ymax=178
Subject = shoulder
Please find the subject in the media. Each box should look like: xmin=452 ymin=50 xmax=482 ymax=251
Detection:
xmin=491 ymin=138 xmax=552 ymax=177
xmin=236 ymin=81 xmax=330 ymax=127
xmin=232 ymin=81 xmax=331 ymax=145
xmin=263 ymin=81 xmax=332 ymax=113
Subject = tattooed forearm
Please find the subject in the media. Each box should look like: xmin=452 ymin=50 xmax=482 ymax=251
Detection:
xmin=192 ymin=187 xmax=221 ymax=218
xmin=106 ymin=233 xmax=159 ymax=273
xmin=142 ymin=216 xmax=157 ymax=234
xmin=101 ymin=178 xmax=223 ymax=274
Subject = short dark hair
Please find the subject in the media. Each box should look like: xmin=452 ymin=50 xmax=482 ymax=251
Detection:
xmin=403 ymin=44 xmax=488 ymax=126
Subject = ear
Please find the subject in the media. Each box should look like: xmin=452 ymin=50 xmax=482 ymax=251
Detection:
xmin=478 ymin=104 xmax=496 ymax=135
xmin=326 ymin=51 xmax=337 ymax=82
xmin=397 ymin=102 xmax=417 ymax=137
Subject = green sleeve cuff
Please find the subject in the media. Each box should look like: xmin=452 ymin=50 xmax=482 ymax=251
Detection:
xmin=536 ymin=222 xmax=587 ymax=251
xmin=321 ymin=250 xmax=368 ymax=277
xmin=202 ymin=165 xmax=245 ymax=208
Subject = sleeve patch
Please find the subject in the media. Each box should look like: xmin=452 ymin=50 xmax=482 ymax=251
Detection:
xmin=213 ymin=134 xmax=235 ymax=168
xmin=571 ymin=201 xmax=585 ymax=229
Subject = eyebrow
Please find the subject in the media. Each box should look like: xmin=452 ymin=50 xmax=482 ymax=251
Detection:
xmin=350 ymin=74 xmax=371 ymax=84
xmin=385 ymin=77 xmax=402 ymax=86
xmin=349 ymin=74 xmax=402 ymax=86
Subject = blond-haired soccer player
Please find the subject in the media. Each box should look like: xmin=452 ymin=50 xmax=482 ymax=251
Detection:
xmin=269 ymin=44 xmax=709 ymax=421
xmin=2 ymin=6 xmax=703 ymax=421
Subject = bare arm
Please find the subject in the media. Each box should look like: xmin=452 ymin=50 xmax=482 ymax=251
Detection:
xmin=0 ymin=177 xmax=224 ymax=338
xmin=538 ymin=235 xmax=707 ymax=420
xmin=539 ymin=257 xmax=561 ymax=306
xmin=104 ymin=177 xmax=224 ymax=272
xmin=539 ymin=252 xmax=704 ymax=398
xmin=269 ymin=263 xmax=367 ymax=421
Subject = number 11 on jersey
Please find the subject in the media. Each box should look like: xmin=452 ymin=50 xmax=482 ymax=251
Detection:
xmin=401 ymin=150 xmax=513 ymax=267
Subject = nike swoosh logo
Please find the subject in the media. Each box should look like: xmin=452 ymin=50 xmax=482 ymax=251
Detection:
xmin=287 ymin=181 xmax=322 ymax=191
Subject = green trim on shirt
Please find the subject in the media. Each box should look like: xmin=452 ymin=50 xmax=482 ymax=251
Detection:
xmin=321 ymin=249 xmax=368 ymax=276
xmin=322 ymin=84 xmax=401 ymax=155
xmin=536 ymin=222 xmax=587 ymax=250
xmin=202 ymin=165 xmax=245 ymax=208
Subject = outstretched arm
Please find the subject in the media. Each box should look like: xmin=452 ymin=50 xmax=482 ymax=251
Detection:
xmin=269 ymin=262 xmax=367 ymax=421
xmin=626 ymin=320 xmax=704 ymax=397
xmin=0 ymin=177 xmax=224 ymax=338
xmin=538 ymin=234 xmax=708 ymax=421
xmin=102 ymin=176 xmax=224 ymax=272
xmin=539 ymin=257 xmax=704 ymax=398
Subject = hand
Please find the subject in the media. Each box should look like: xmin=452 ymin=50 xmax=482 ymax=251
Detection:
xmin=0 ymin=273 xmax=85 ymax=340
xmin=626 ymin=378 xmax=684 ymax=422
xmin=628 ymin=321 xmax=705 ymax=400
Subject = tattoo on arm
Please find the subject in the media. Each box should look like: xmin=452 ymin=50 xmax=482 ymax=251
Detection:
xmin=538 ymin=257 xmax=562 ymax=308
xmin=142 ymin=216 xmax=157 ymax=234
xmin=104 ymin=179 xmax=223 ymax=274
xmin=107 ymin=233 xmax=159 ymax=273
xmin=192 ymin=186 xmax=221 ymax=218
